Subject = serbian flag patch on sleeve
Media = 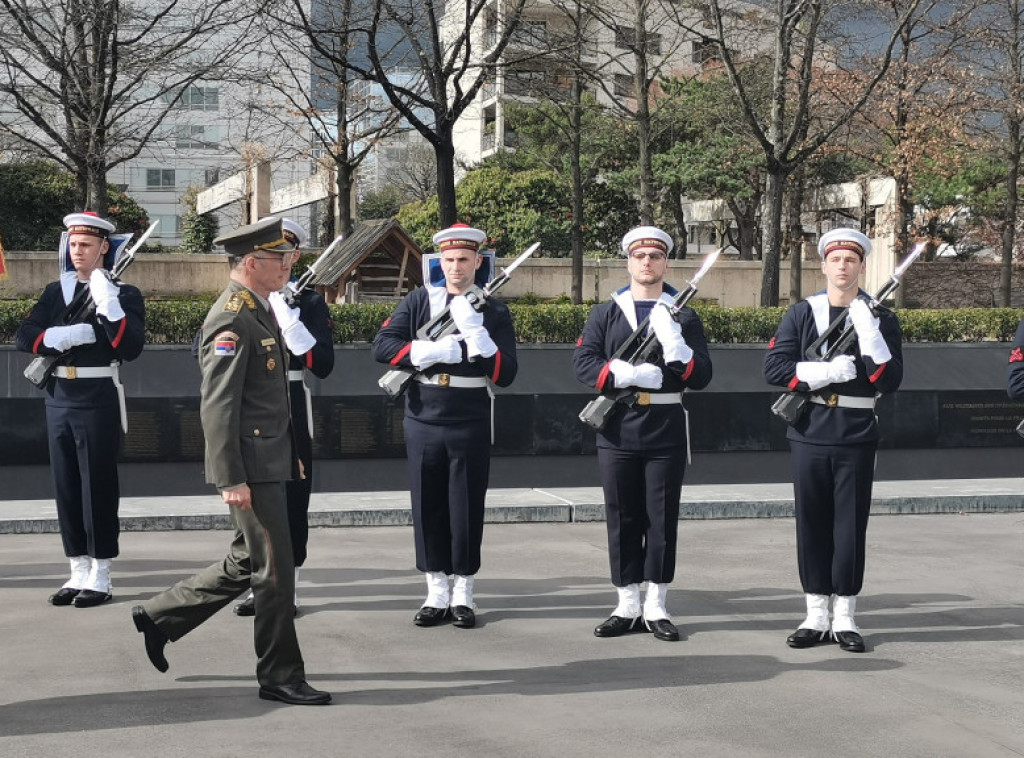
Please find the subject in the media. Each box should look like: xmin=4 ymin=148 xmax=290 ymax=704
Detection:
xmin=214 ymin=332 xmax=238 ymax=356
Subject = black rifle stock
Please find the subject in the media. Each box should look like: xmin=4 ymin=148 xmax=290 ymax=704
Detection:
xmin=23 ymin=221 xmax=157 ymax=388
xmin=770 ymin=241 xmax=926 ymax=426
xmin=377 ymin=242 xmax=540 ymax=398
xmin=578 ymin=248 xmax=721 ymax=432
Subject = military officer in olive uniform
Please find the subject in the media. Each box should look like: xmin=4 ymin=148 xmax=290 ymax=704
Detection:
xmin=234 ymin=217 xmax=335 ymax=617
xmin=131 ymin=217 xmax=330 ymax=706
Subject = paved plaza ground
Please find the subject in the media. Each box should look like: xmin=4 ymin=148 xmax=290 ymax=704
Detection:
xmin=0 ymin=510 xmax=1022 ymax=757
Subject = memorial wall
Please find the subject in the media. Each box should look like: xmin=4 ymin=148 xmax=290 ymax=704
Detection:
xmin=2 ymin=342 xmax=1023 ymax=499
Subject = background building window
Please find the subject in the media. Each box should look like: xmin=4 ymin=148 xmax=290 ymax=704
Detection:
xmin=146 ymin=168 xmax=175 ymax=188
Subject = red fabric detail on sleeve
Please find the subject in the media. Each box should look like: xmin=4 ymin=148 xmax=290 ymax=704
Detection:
xmin=490 ymin=351 xmax=502 ymax=383
xmin=1010 ymin=347 xmax=1023 ymax=363
xmin=390 ymin=342 xmax=412 ymax=366
xmin=597 ymin=362 xmax=612 ymax=391
xmin=681 ymin=360 xmax=694 ymax=381
xmin=32 ymin=333 xmax=45 ymax=354
xmin=110 ymin=319 xmax=126 ymax=349
xmin=787 ymin=375 xmax=800 ymax=390
xmin=768 ymin=336 xmax=776 ymax=349
xmin=305 ymin=350 xmax=314 ymax=369
xmin=382 ymin=317 xmax=391 ymax=327
xmin=575 ymin=335 xmax=583 ymax=347
xmin=869 ymin=363 xmax=887 ymax=383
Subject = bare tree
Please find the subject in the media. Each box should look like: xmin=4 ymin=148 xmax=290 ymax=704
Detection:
xmin=0 ymin=0 xmax=258 ymax=215
xmin=258 ymin=0 xmax=406 ymax=237
xmin=968 ymin=0 xmax=1024 ymax=306
xmin=694 ymin=0 xmax=921 ymax=306
xmin=287 ymin=0 xmax=528 ymax=227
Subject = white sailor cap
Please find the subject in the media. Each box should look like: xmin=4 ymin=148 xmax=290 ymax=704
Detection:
xmin=620 ymin=225 xmax=673 ymax=256
xmin=260 ymin=216 xmax=308 ymax=249
xmin=818 ymin=228 xmax=871 ymax=260
xmin=432 ymin=223 xmax=487 ymax=252
xmin=63 ymin=211 xmax=115 ymax=237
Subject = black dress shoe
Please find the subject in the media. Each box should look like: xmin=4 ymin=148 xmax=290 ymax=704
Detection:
xmin=413 ymin=606 xmax=452 ymax=627
xmin=74 ymin=589 xmax=112 ymax=608
xmin=259 ymin=680 xmax=331 ymax=705
xmin=49 ymin=587 xmax=80 ymax=606
xmin=786 ymin=627 xmax=831 ymax=649
xmin=594 ymin=615 xmax=641 ymax=638
xmin=833 ymin=630 xmax=866 ymax=653
xmin=645 ymin=618 xmax=680 ymax=642
xmin=234 ymin=596 xmax=256 ymax=616
xmin=452 ymin=605 xmax=476 ymax=628
xmin=132 ymin=606 xmax=169 ymax=673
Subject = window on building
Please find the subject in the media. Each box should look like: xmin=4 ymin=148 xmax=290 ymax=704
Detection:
xmin=146 ymin=169 xmax=175 ymax=188
xmin=614 ymin=25 xmax=661 ymax=55
xmin=613 ymin=73 xmax=634 ymax=98
xmin=171 ymin=125 xmax=220 ymax=149
xmin=151 ymin=214 xmax=180 ymax=237
xmin=692 ymin=38 xmax=722 ymax=64
xmin=204 ymin=168 xmax=220 ymax=186
xmin=162 ymin=85 xmax=220 ymax=111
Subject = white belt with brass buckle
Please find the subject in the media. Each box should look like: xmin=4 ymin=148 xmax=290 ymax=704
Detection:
xmin=810 ymin=393 xmax=876 ymax=409
xmin=633 ymin=391 xmax=683 ymax=406
xmin=288 ymin=370 xmax=305 ymax=381
xmin=415 ymin=374 xmax=489 ymax=389
xmin=53 ymin=366 xmax=115 ymax=379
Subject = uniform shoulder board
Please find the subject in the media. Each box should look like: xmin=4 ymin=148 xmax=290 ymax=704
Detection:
xmin=224 ymin=291 xmax=257 ymax=313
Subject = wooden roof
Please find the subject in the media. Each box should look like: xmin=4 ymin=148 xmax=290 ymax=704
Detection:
xmin=310 ymin=218 xmax=424 ymax=298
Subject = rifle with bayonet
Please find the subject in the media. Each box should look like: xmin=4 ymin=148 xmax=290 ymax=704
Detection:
xmin=23 ymin=220 xmax=159 ymax=389
xmin=578 ymin=248 xmax=722 ymax=432
xmin=378 ymin=241 xmax=540 ymax=399
xmin=283 ymin=234 xmax=345 ymax=307
xmin=770 ymin=241 xmax=926 ymax=426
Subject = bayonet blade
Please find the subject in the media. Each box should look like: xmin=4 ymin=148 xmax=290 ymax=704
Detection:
xmin=689 ymin=247 xmax=722 ymax=287
xmin=307 ymin=234 xmax=345 ymax=276
xmin=894 ymin=241 xmax=926 ymax=278
xmin=494 ymin=241 xmax=540 ymax=282
xmin=123 ymin=219 xmax=159 ymax=259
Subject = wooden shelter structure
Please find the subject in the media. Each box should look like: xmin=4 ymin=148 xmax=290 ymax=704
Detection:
xmin=310 ymin=218 xmax=424 ymax=303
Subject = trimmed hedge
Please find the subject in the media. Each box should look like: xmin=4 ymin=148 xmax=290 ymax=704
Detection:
xmin=1 ymin=297 xmax=1022 ymax=345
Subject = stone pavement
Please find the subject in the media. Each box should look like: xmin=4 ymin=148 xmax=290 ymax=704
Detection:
xmin=0 ymin=508 xmax=1022 ymax=757
xmin=2 ymin=478 xmax=1023 ymax=533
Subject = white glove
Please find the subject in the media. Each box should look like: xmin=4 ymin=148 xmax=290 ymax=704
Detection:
xmin=795 ymin=355 xmax=857 ymax=391
xmin=89 ymin=269 xmax=124 ymax=321
xmin=650 ymin=305 xmax=693 ymax=364
xmin=609 ymin=359 xmax=663 ymax=390
xmin=410 ymin=335 xmax=462 ymax=369
xmin=449 ymin=295 xmax=497 ymax=358
xmin=43 ymin=323 xmax=96 ymax=352
xmin=269 ymin=291 xmax=316 ymax=355
xmin=849 ymin=298 xmax=891 ymax=363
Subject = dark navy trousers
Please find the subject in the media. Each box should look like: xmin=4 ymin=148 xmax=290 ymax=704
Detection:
xmin=46 ymin=402 xmax=122 ymax=558
xmin=790 ymin=440 xmax=876 ymax=597
xmin=597 ymin=445 xmax=687 ymax=587
xmin=404 ymin=416 xmax=490 ymax=576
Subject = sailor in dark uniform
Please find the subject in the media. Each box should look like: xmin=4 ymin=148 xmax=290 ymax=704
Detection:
xmin=131 ymin=218 xmax=330 ymax=706
xmin=573 ymin=226 xmax=712 ymax=642
xmin=1006 ymin=315 xmax=1024 ymax=399
xmin=372 ymin=223 xmax=517 ymax=629
xmin=15 ymin=212 xmax=145 ymax=608
xmin=234 ymin=217 xmax=335 ymax=617
xmin=764 ymin=228 xmax=903 ymax=653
